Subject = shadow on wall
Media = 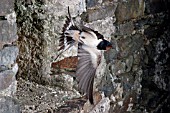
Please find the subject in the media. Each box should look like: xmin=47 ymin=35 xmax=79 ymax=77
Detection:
xmin=139 ymin=0 xmax=170 ymax=112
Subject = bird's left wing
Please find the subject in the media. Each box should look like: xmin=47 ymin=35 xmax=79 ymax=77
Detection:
xmin=76 ymin=44 xmax=101 ymax=104
xmin=58 ymin=7 xmax=79 ymax=51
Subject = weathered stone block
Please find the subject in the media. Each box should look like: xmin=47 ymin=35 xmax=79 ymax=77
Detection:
xmin=0 ymin=96 xmax=20 ymax=113
xmin=0 ymin=46 xmax=19 ymax=66
xmin=115 ymin=21 xmax=134 ymax=35
xmin=0 ymin=0 xmax=14 ymax=16
xmin=0 ymin=70 xmax=15 ymax=90
xmin=85 ymin=17 xmax=116 ymax=38
xmin=0 ymin=63 xmax=18 ymax=94
xmin=117 ymin=34 xmax=143 ymax=58
xmin=0 ymin=20 xmax=18 ymax=49
xmin=115 ymin=0 xmax=144 ymax=23
xmin=82 ymin=3 xmax=117 ymax=22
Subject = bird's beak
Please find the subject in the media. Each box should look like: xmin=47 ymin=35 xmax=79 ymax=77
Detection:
xmin=97 ymin=39 xmax=113 ymax=50
xmin=106 ymin=45 xmax=112 ymax=51
xmin=105 ymin=41 xmax=112 ymax=51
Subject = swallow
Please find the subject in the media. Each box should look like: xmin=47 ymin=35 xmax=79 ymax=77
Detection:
xmin=58 ymin=7 xmax=112 ymax=104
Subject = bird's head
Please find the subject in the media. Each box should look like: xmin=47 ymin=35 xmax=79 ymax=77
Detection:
xmin=97 ymin=39 xmax=112 ymax=51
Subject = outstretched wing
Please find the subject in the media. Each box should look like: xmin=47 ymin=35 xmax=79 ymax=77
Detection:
xmin=76 ymin=44 xmax=101 ymax=104
xmin=58 ymin=7 xmax=79 ymax=51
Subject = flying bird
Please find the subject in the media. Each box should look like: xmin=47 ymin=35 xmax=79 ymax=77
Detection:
xmin=58 ymin=7 xmax=112 ymax=104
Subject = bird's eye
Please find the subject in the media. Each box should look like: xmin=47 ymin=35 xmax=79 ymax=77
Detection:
xmin=81 ymin=36 xmax=85 ymax=39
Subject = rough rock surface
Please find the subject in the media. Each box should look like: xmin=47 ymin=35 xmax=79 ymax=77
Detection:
xmin=0 ymin=96 xmax=20 ymax=113
xmin=12 ymin=0 xmax=170 ymax=112
xmin=0 ymin=0 xmax=19 ymax=112
xmin=15 ymin=78 xmax=81 ymax=113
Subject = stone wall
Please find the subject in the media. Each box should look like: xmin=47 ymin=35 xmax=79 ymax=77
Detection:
xmin=14 ymin=0 xmax=170 ymax=112
xmin=0 ymin=0 xmax=20 ymax=112
xmin=139 ymin=0 xmax=170 ymax=112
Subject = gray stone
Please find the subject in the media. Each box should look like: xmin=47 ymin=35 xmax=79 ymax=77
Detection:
xmin=90 ymin=97 xmax=110 ymax=113
xmin=125 ymin=55 xmax=133 ymax=72
xmin=111 ymin=60 xmax=126 ymax=75
xmin=0 ymin=46 xmax=19 ymax=66
xmin=0 ymin=70 xmax=14 ymax=90
xmin=0 ymin=63 xmax=18 ymax=96
xmin=0 ymin=96 xmax=20 ymax=113
xmin=0 ymin=20 xmax=18 ymax=49
xmin=0 ymin=65 xmax=8 ymax=72
xmin=117 ymin=34 xmax=143 ymax=58
xmin=82 ymin=3 xmax=117 ymax=22
xmin=0 ymin=79 xmax=17 ymax=96
xmin=117 ymin=36 xmax=132 ymax=58
xmin=121 ymin=72 xmax=135 ymax=92
xmin=99 ymin=66 xmax=119 ymax=97
xmin=85 ymin=17 xmax=116 ymax=38
xmin=15 ymin=78 xmax=80 ymax=113
xmin=104 ymin=48 xmax=118 ymax=63
xmin=132 ymin=52 xmax=141 ymax=72
xmin=115 ymin=0 xmax=145 ymax=23
xmin=115 ymin=21 xmax=134 ymax=35
xmin=0 ymin=0 xmax=14 ymax=16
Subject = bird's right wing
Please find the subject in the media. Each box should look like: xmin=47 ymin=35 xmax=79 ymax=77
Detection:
xmin=76 ymin=44 xmax=101 ymax=104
